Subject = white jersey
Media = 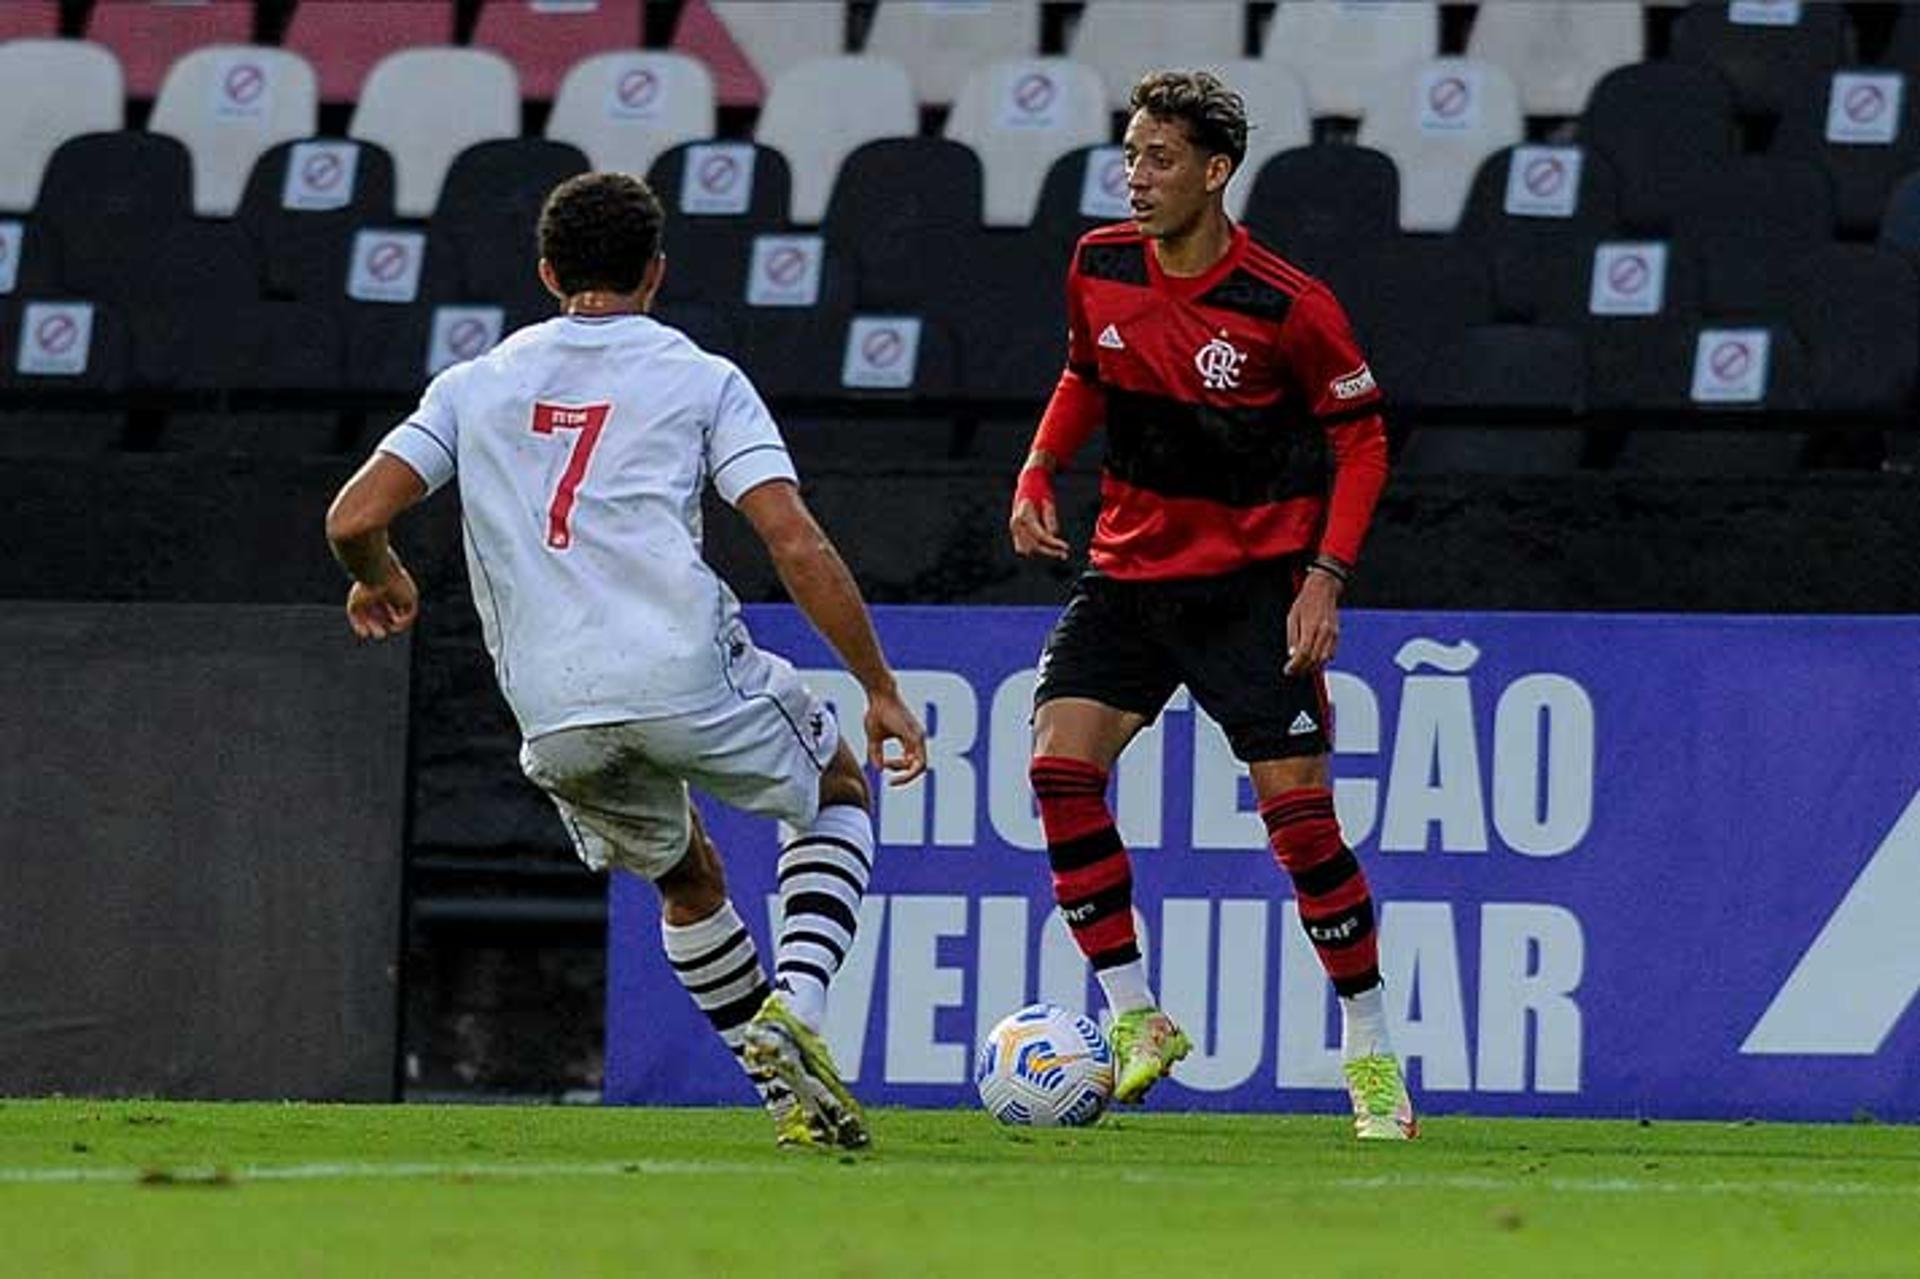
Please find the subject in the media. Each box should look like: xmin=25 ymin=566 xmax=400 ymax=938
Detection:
xmin=377 ymin=313 xmax=797 ymax=738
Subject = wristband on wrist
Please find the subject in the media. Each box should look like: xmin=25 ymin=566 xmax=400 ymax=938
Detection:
xmin=1014 ymin=465 xmax=1056 ymax=507
xmin=1306 ymin=554 xmax=1351 ymax=586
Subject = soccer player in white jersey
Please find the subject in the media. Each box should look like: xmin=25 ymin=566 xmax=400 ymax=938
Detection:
xmin=325 ymin=172 xmax=928 ymax=1150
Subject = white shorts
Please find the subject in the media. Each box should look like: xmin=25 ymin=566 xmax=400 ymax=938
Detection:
xmin=519 ymin=644 xmax=839 ymax=880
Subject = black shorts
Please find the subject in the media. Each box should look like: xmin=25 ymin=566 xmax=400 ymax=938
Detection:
xmin=1033 ymin=560 xmax=1331 ymax=763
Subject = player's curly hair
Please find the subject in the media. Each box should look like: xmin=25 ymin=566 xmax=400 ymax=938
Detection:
xmin=537 ymin=172 xmax=665 ymax=296
xmin=1129 ymin=70 xmax=1249 ymax=173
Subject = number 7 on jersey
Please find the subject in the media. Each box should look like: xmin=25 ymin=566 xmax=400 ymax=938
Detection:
xmin=530 ymin=402 xmax=611 ymax=549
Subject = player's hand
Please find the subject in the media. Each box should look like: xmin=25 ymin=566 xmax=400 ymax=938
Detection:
xmin=1010 ymin=467 xmax=1069 ymax=560
xmin=345 ymin=554 xmax=420 ymax=641
xmin=864 ymin=686 xmax=928 ymax=787
xmin=1284 ymin=571 xmax=1341 ymax=675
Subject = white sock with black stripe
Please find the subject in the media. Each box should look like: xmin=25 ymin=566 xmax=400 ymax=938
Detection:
xmin=774 ymin=803 xmax=875 ymax=1032
xmin=661 ymin=899 xmax=782 ymax=1105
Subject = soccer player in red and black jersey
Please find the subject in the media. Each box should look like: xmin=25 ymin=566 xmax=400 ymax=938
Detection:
xmin=1009 ymin=71 xmax=1415 ymax=1139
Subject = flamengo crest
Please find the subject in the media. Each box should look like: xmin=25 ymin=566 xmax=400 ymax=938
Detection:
xmin=1194 ymin=334 xmax=1247 ymax=390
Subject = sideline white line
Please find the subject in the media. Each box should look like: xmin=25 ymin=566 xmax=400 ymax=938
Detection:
xmin=0 ymin=1161 xmax=1915 ymax=1199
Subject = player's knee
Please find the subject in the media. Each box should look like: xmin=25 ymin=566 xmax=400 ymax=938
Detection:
xmin=818 ymin=743 xmax=871 ymax=812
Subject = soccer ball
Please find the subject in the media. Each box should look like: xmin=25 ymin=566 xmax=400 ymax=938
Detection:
xmin=974 ymin=1003 xmax=1114 ymax=1127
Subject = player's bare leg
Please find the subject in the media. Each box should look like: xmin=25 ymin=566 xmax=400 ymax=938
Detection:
xmin=655 ymin=809 xmax=818 ymax=1147
xmin=1032 ymin=698 xmax=1191 ymax=1102
xmin=745 ymin=742 xmax=874 ymax=1149
xmin=1251 ymin=754 xmax=1416 ymax=1140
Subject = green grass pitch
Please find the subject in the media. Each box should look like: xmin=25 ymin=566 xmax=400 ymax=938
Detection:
xmin=2 ymin=1100 xmax=1915 ymax=1277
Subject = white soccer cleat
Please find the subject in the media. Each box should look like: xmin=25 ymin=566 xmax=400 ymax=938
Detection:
xmin=1343 ymin=1053 xmax=1418 ymax=1141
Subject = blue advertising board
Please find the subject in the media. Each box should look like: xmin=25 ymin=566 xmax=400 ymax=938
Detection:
xmin=607 ymin=607 xmax=1920 ymax=1122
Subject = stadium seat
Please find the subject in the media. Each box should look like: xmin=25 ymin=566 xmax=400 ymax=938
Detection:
xmin=1613 ymin=427 xmax=1808 ymax=474
xmin=3 ymin=297 xmax=134 ymax=395
xmin=944 ymin=59 xmax=1110 ymax=228
xmin=282 ymin=1 xmax=455 ymax=103
xmin=1581 ymin=62 xmax=1738 ymax=233
xmin=1418 ymin=324 xmax=1587 ymax=416
xmin=1240 ymin=145 xmax=1400 ymax=276
xmin=755 ymin=56 xmax=916 ymax=225
xmin=1464 ymin=1 xmax=1644 ymax=118
xmin=1545 ymin=239 xmax=1704 ymax=328
xmin=822 ymin=137 xmax=986 ymax=317
xmin=1785 ymin=244 xmax=1919 ymax=416
xmin=148 ymin=46 xmax=320 ymax=217
xmin=349 ymin=48 xmax=520 ymax=219
xmin=1398 ymin=424 xmax=1591 ymax=474
xmin=546 ymin=52 xmax=715 ymax=188
xmin=1260 ymin=0 xmax=1439 ymax=119
xmin=1356 ymin=58 xmax=1524 ymax=233
xmin=471 ymin=0 xmax=644 ymax=101
xmin=1068 ymin=0 xmax=1246 ymax=110
xmin=1677 ymin=157 xmax=1835 ymax=315
xmin=862 ymin=0 xmax=1041 ymax=108
xmin=1455 ymin=145 xmax=1623 ymax=321
xmin=1589 ymin=320 xmax=1810 ymax=418
xmin=0 ymin=2 xmax=59 ymax=41
xmin=0 ymin=40 xmax=125 ymax=213
xmin=436 ymin=138 xmax=591 ymax=326
xmin=36 ymin=132 xmax=195 ymax=302
xmin=1670 ymin=0 xmax=1853 ymax=120
xmin=85 ymin=0 xmax=252 ymax=98
xmin=647 ymin=141 xmax=795 ymax=314
xmin=236 ymin=138 xmax=400 ymax=303
xmin=122 ymin=222 xmax=268 ymax=390
xmin=1028 ymin=144 xmax=1127 ymax=251
xmin=0 ymin=218 xmax=64 ymax=299
xmin=1314 ymin=238 xmax=1495 ymax=406
xmin=1208 ymin=60 xmax=1312 ymax=221
xmin=678 ymin=1 xmax=846 ymax=108
xmin=1770 ymin=69 xmax=1920 ymax=239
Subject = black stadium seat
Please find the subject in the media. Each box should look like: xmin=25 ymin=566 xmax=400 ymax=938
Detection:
xmin=648 ymin=140 xmax=796 ymax=314
xmin=1581 ymin=63 xmax=1738 ymax=233
xmin=1785 ymin=244 xmax=1919 ymax=416
xmin=1315 ymin=237 xmax=1494 ymax=408
xmin=237 ymin=138 xmax=401 ymax=304
xmin=1670 ymin=0 xmax=1853 ymax=121
xmin=36 ymin=132 xmax=195 ymax=302
xmin=435 ymin=138 xmax=591 ymax=327
xmin=1770 ymin=70 xmax=1920 ymax=240
xmin=1455 ymin=145 xmax=1623 ymax=322
xmin=1674 ymin=156 xmax=1836 ymax=315
xmin=1241 ymin=145 xmax=1400 ymax=276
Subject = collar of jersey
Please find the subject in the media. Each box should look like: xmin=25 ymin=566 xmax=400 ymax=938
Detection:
xmin=1145 ymin=221 xmax=1247 ymax=301
xmin=563 ymin=312 xmax=651 ymax=327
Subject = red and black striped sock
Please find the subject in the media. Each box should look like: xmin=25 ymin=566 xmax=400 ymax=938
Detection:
xmin=1261 ymin=786 xmax=1381 ymax=997
xmin=1031 ymin=755 xmax=1139 ymax=971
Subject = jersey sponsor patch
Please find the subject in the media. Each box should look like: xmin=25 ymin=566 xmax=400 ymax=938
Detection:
xmin=1330 ymin=364 xmax=1377 ymax=401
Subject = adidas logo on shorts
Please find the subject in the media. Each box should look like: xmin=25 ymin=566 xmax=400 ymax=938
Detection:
xmin=1288 ymin=711 xmax=1318 ymax=736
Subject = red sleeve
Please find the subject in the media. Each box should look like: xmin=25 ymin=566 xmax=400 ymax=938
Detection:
xmin=1279 ymin=283 xmax=1389 ymax=568
xmin=1028 ymin=251 xmax=1105 ymax=470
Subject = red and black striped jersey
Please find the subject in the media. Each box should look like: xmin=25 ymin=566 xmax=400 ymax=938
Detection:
xmin=1036 ymin=222 xmax=1389 ymax=581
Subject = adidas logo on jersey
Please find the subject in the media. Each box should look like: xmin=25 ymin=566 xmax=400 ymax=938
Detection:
xmin=1288 ymin=711 xmax=1318 ymax=736
xmin=1097 ymin=324 xmax=1126 ymax=349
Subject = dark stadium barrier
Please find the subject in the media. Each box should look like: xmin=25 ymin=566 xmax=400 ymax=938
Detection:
xmin=608 ymin=604 xmax=1920 ymax=1123
xmin=0 ymin=604 xmax=409 ymax=1100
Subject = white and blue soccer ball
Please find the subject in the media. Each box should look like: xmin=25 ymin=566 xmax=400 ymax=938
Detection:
xmin=974 ymin=1002 xmax=1114 ymax=1128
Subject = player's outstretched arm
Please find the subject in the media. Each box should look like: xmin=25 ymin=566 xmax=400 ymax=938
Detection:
xmin=737 ymin=478 xmax=927 ymax=786
xmin=325 ymin=453 xmax=428 ymax=641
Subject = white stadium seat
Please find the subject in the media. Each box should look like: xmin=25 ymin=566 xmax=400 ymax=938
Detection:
xmin=1467 ymin=1 xmax=1646 ymax=117
xmin=150 ymin=46 xmax=320 ymax=217
xmin=1357 ymin=57 xmax=1524 ymax=232
xmin=0 ymin=39 xmax=125 ymax=212
xmin=350 ymin=48 xmax=519 ymax=218
xmin=945 ymin=58 xmax=1110 ymax=227
xmin=708 ymin=1 xmax=845 ymax=90
xmin=546 ymin=51 xmax=716 ymax=185
xmin=863 ymin=0 xmax=1040 ymax=107
xmin=756 ymin=55 xmax=917 ymax=224
xmin=1069 ymin=0 xmax=1245 ymax=111
xmin=1209 ymin=59 xmax=1312 ymax=221
xmin=1263 ymin=0 xmax=1439 ymax=119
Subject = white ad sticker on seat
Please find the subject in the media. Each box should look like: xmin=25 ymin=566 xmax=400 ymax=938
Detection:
xmin=1504 ymin=146 xmax=1583 ymax=219
xmin=427 ymin=306 xmax=504 ymax=376
xmin=747 ymin=235 xmax=824 ymax=308
xmin=680 ymin=144 xmax=756 ymax=216
xmin=1589 ymin=242 xmax=1668 ymax=317
xmin=282 ymin=141 xmax=362 ymax=211
xmin=1826 ymin=72 xmax=1904 ymax=146
xmin=842 ymin=316 xmax=922 ymax=389
xmin=0 ymin=222 xmax=21 ymax=295
xmin=347 ymin=229 xmax=425 ymax=303
xmin=17 ymin=301 xmax=93 ymax=377
xmin=1691 ymin=328 xmax=1771 ymax=403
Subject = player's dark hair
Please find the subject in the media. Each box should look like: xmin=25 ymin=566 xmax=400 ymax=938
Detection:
xmin=1129 ymin=70 xmax=1249 ymax=173
xmin=537 ymin=172 xmax=665 ymax=296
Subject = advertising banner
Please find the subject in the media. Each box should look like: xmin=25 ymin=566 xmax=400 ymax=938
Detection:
xmin=608 ymin=607 xmax=1920 ymax=1121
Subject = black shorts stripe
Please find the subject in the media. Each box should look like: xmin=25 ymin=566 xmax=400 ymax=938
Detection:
xmin=1103 ymin=387 xmax=1331 ymax=508
xmin=686 ymin=953 xmax=765 ymax=998
xmin=1045 ymin=825 xmax=1124 ymax=872
xmin=667 ymin=927 xmax=749 ymax=972
xmin=1290 ymin=847 xmax=1361 ymax=899
xmin=778 ymin=858 xmax=868 ymax=894
xmin=784 ymin=890 xmax=859 ymax=935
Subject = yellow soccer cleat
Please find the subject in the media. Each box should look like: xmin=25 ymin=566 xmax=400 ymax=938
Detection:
xmin=744 ymin=993 xmax=871 ymax=1150
xmin=1107 ymin=1008 xmax=1192 ymax=1105
xmin=1343 ymin=1053 xmax=1418 ymax=1141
